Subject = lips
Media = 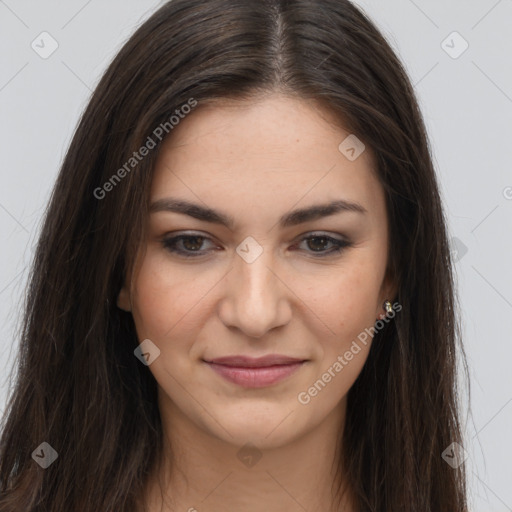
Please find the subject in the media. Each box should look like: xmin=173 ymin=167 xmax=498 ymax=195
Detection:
xmin=205 ymin=355 xmax=305 ymax=367
xmin=203 ymin=355 xmax=307 ymax=388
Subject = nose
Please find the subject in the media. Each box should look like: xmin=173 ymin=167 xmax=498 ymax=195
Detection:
xmin=217 ymin=244 xmax=292 ymax=338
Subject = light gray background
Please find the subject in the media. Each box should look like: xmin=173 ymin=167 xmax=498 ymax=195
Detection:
xmin=0 ymin=1 xmax=511 ymax=510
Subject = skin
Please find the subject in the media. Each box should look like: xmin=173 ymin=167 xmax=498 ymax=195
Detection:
xmin=118 ymin=93 xmax=396 ymax=512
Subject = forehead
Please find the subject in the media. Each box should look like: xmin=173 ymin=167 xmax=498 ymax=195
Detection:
xmin=150 ymin=94 xmax=385 ymax=226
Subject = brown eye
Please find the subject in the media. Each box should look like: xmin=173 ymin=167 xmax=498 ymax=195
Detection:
xmin=181 ymin=236 xmax=205 ymax=251
xmin=162 ymin=234 xmax=216 ymax=258
xmin=296 ymin=233 xmax=352 ymax=257
xmin=306 ymin=236 xmax=331 ymax=252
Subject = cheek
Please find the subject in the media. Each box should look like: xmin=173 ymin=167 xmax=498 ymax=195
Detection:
xmin=130 ymin=253 xmax=203 ymax=340
xmin=299 ymin=266 xmax=378 ymax=404
xmin=302 ymin=260 xmax=382 ymax=343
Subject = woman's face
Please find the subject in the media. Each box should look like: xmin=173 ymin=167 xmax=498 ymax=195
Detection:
xmin=118 ymin=93 xmax=395 ymax=449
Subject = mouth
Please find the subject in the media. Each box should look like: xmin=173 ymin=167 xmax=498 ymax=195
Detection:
xmin=203 ymin=355 xmax=308 ymax=388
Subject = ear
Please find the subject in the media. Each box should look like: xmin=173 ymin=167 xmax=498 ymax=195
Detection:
xmin=117 ymin=284 xmax=132 ymax=312
xmin=117 ymin=251 xmax=141 ymax=312
xmin=377 ymin=268 xmax=398 ymax=319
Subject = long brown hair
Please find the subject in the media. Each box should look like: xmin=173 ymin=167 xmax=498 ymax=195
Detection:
xmin=0 ymin=0 xmax=468 ymax=510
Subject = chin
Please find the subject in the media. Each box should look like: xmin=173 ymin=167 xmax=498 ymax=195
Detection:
xmin=208 ymin=406 xmax=307 ymax=449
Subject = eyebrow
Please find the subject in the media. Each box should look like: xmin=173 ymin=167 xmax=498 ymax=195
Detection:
xmin=149 ymin=197 xmax=367 ymax=229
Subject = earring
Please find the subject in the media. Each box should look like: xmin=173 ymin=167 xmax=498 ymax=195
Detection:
xmin=383 ymin=300 xmax=393 ymax=315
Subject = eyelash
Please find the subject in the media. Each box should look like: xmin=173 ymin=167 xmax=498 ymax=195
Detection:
xmin=160 ymin=232 xmax=352 ymax=259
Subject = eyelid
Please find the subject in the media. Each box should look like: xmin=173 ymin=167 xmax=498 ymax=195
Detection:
xmin=161 ymin=230 xmax=347 ymax=242
xmin=160 ymin=230 xmax=220 ymax=246
xmin=294 ymin=230 xmax=347 ymax=242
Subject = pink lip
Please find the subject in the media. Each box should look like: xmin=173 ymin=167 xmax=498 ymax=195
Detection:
xmin=204 ymin=355 xmax=307 ymax=388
